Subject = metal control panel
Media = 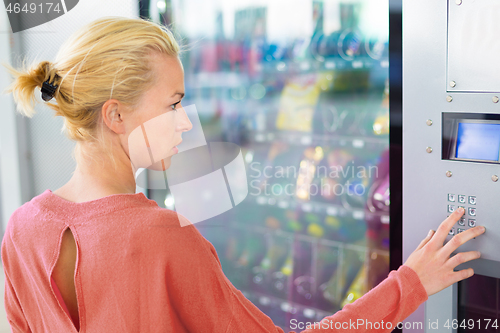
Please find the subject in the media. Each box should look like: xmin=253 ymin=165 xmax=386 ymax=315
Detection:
xmin=404 ymin=0 xmax=500 ymax=277
xmin=403 ymin=0 xmax=500 ymax=331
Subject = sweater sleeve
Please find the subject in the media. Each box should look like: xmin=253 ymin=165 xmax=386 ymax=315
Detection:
xmin=165 ymin=225 xmax=285 ymax=333
xmin=165 ymin=224 xmax=427 ymax=333
xmin=2 ymin=232 xmax=32 ymax=333
xmin=4 ymin=273 xmax=32 ymax=333
xmin=294 ymin=265 xmax=428 ymax=333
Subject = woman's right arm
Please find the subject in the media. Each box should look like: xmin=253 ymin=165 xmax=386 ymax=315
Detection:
xmin=296 ymin=207 xmax=484 ymax=333
xmin=297 ymin=265 xmax=426 ymax=332
xmin=167 ymin=207 xmax=483 ymax=333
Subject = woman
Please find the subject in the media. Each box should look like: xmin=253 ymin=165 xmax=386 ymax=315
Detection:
xmin=1 ymin=16 xmax=485 ymax=332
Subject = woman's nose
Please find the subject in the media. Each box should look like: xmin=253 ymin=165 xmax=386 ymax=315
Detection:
xmin=177 ymin=105 xmax=193 ymax=132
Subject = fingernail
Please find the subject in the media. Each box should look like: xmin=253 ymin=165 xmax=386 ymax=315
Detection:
xmin=457 ymin=207 xmax=464 ymax=213
xmin=428 ymin=229 xmax=434 ymax=237
xmin=481 ymin=226 xmax=486 ymax=232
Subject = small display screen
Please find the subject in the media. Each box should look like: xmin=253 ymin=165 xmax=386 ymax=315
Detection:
xmin=456 ymin=123 xmax=500 ymax=161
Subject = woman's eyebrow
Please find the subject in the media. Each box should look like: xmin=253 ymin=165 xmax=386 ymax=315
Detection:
xmin=171 ymin=92 xmax=185 ymax=99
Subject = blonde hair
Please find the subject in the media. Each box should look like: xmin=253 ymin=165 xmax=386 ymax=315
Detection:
xmin=3 ymin=16 xmax=180 ymax=168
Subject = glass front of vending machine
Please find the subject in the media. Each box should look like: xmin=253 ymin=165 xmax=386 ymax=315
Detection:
xmin=143 ymin=1 xmax=390 ymax=331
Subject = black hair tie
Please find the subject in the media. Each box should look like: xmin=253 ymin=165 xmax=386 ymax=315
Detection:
xmin=41 ymin=75 xmax=59 ymax=102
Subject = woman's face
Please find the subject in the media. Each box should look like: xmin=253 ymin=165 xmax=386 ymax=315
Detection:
xmin=125 ymin=52 xmax=192 ymax=173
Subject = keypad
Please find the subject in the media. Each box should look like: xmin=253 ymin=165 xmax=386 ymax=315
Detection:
xmin=468 ymin=207 xmax=476 ymax=217
xmin=447 ymin=194 xmax=477 ymax=237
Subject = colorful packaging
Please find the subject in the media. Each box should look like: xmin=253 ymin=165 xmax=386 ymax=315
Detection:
xmin=276 ymin=74 xmax=329 ymax=132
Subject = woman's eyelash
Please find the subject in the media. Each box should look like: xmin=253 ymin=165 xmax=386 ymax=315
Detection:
xmin=171 ymin=101 xmax=181 ymax=110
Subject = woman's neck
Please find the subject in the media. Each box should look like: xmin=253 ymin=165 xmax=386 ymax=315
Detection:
xmin=53 ymin=142 xmax=137 ymax=203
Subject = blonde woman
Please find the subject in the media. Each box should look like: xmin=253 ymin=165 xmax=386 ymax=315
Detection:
xmin=2 ymin=16 xmax=485 ymax=333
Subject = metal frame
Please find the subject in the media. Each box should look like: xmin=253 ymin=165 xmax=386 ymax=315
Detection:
xmin=404 ymin=0 xmax=500 ymax=332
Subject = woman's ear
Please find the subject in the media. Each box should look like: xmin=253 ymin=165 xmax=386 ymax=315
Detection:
xmin=101 ymin=99 xmax=126 ymax=134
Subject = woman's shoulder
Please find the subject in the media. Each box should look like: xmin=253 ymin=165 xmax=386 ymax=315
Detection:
xmin=4 ymin=194 xmax=44 ymax=237
xmin=130 ymin=205 xmax=196 ymax=229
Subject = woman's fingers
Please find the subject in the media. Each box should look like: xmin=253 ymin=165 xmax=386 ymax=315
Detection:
xmin=432 ymin=208 xmax=465 ymax=246
xmin=442 ymin=226 xmax=486 ymax=256
xmin=450 ymin=268 xmax=475 ymax=285
xmin=415 ymin=229 xmax=435 ymax=251
xmin=447 ymin=250 xmax=481 ymax=269
xmin=403 ymin=209 xmax=486 ymax=296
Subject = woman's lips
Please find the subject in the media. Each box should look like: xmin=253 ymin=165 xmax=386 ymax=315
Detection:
xmin=172 ymin=140 xmax=182 ymax=154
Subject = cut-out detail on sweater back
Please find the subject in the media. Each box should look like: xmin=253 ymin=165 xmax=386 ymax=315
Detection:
xmin=51 ymin=227 xmax=80 ymax=331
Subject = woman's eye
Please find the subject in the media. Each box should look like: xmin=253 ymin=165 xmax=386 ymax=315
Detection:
xmin=170 ymin=101 xmax=181 ymax=111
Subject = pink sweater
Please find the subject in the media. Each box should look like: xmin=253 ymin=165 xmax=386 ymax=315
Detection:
xmin=2 ymin=189 xmax=428 ymax=332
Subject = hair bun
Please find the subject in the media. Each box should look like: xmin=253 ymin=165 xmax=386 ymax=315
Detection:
xmin=39 ymin=61 xmax=59 ymax=82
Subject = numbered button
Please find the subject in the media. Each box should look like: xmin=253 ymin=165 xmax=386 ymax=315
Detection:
xmin=448 ymin=205 xmax=455 ymax=213
xmin=458 ymin=195 xmax=466 ymax=204
xmin=468 ymin=196 xmax=476 ymax=205
xmin=448 ymin=194 xmax=456 ymax=202
xmin=468 ymin=207 xmax=476 ymax=217
xmin=449 ymin=228 xmax=455 ymax=235
xmin=457 ymin=228 xmax=464 ymax=234
xmin=458 ymin=218 xmax=465 ymax=226
xmin=468 ymin=219 xmax=476 ymax=228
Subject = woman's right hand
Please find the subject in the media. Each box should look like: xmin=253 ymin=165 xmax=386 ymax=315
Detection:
xmin=403 ymin=207 xmax=486 ymax=297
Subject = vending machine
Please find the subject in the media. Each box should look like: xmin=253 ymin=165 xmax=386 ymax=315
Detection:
xmin=403 ymin=0 xmax=500 ymax=332
xmin=0 ymin=0 xmax=394 ymax=332
xmin=143 ymin=0 xmax=391 ymax=331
